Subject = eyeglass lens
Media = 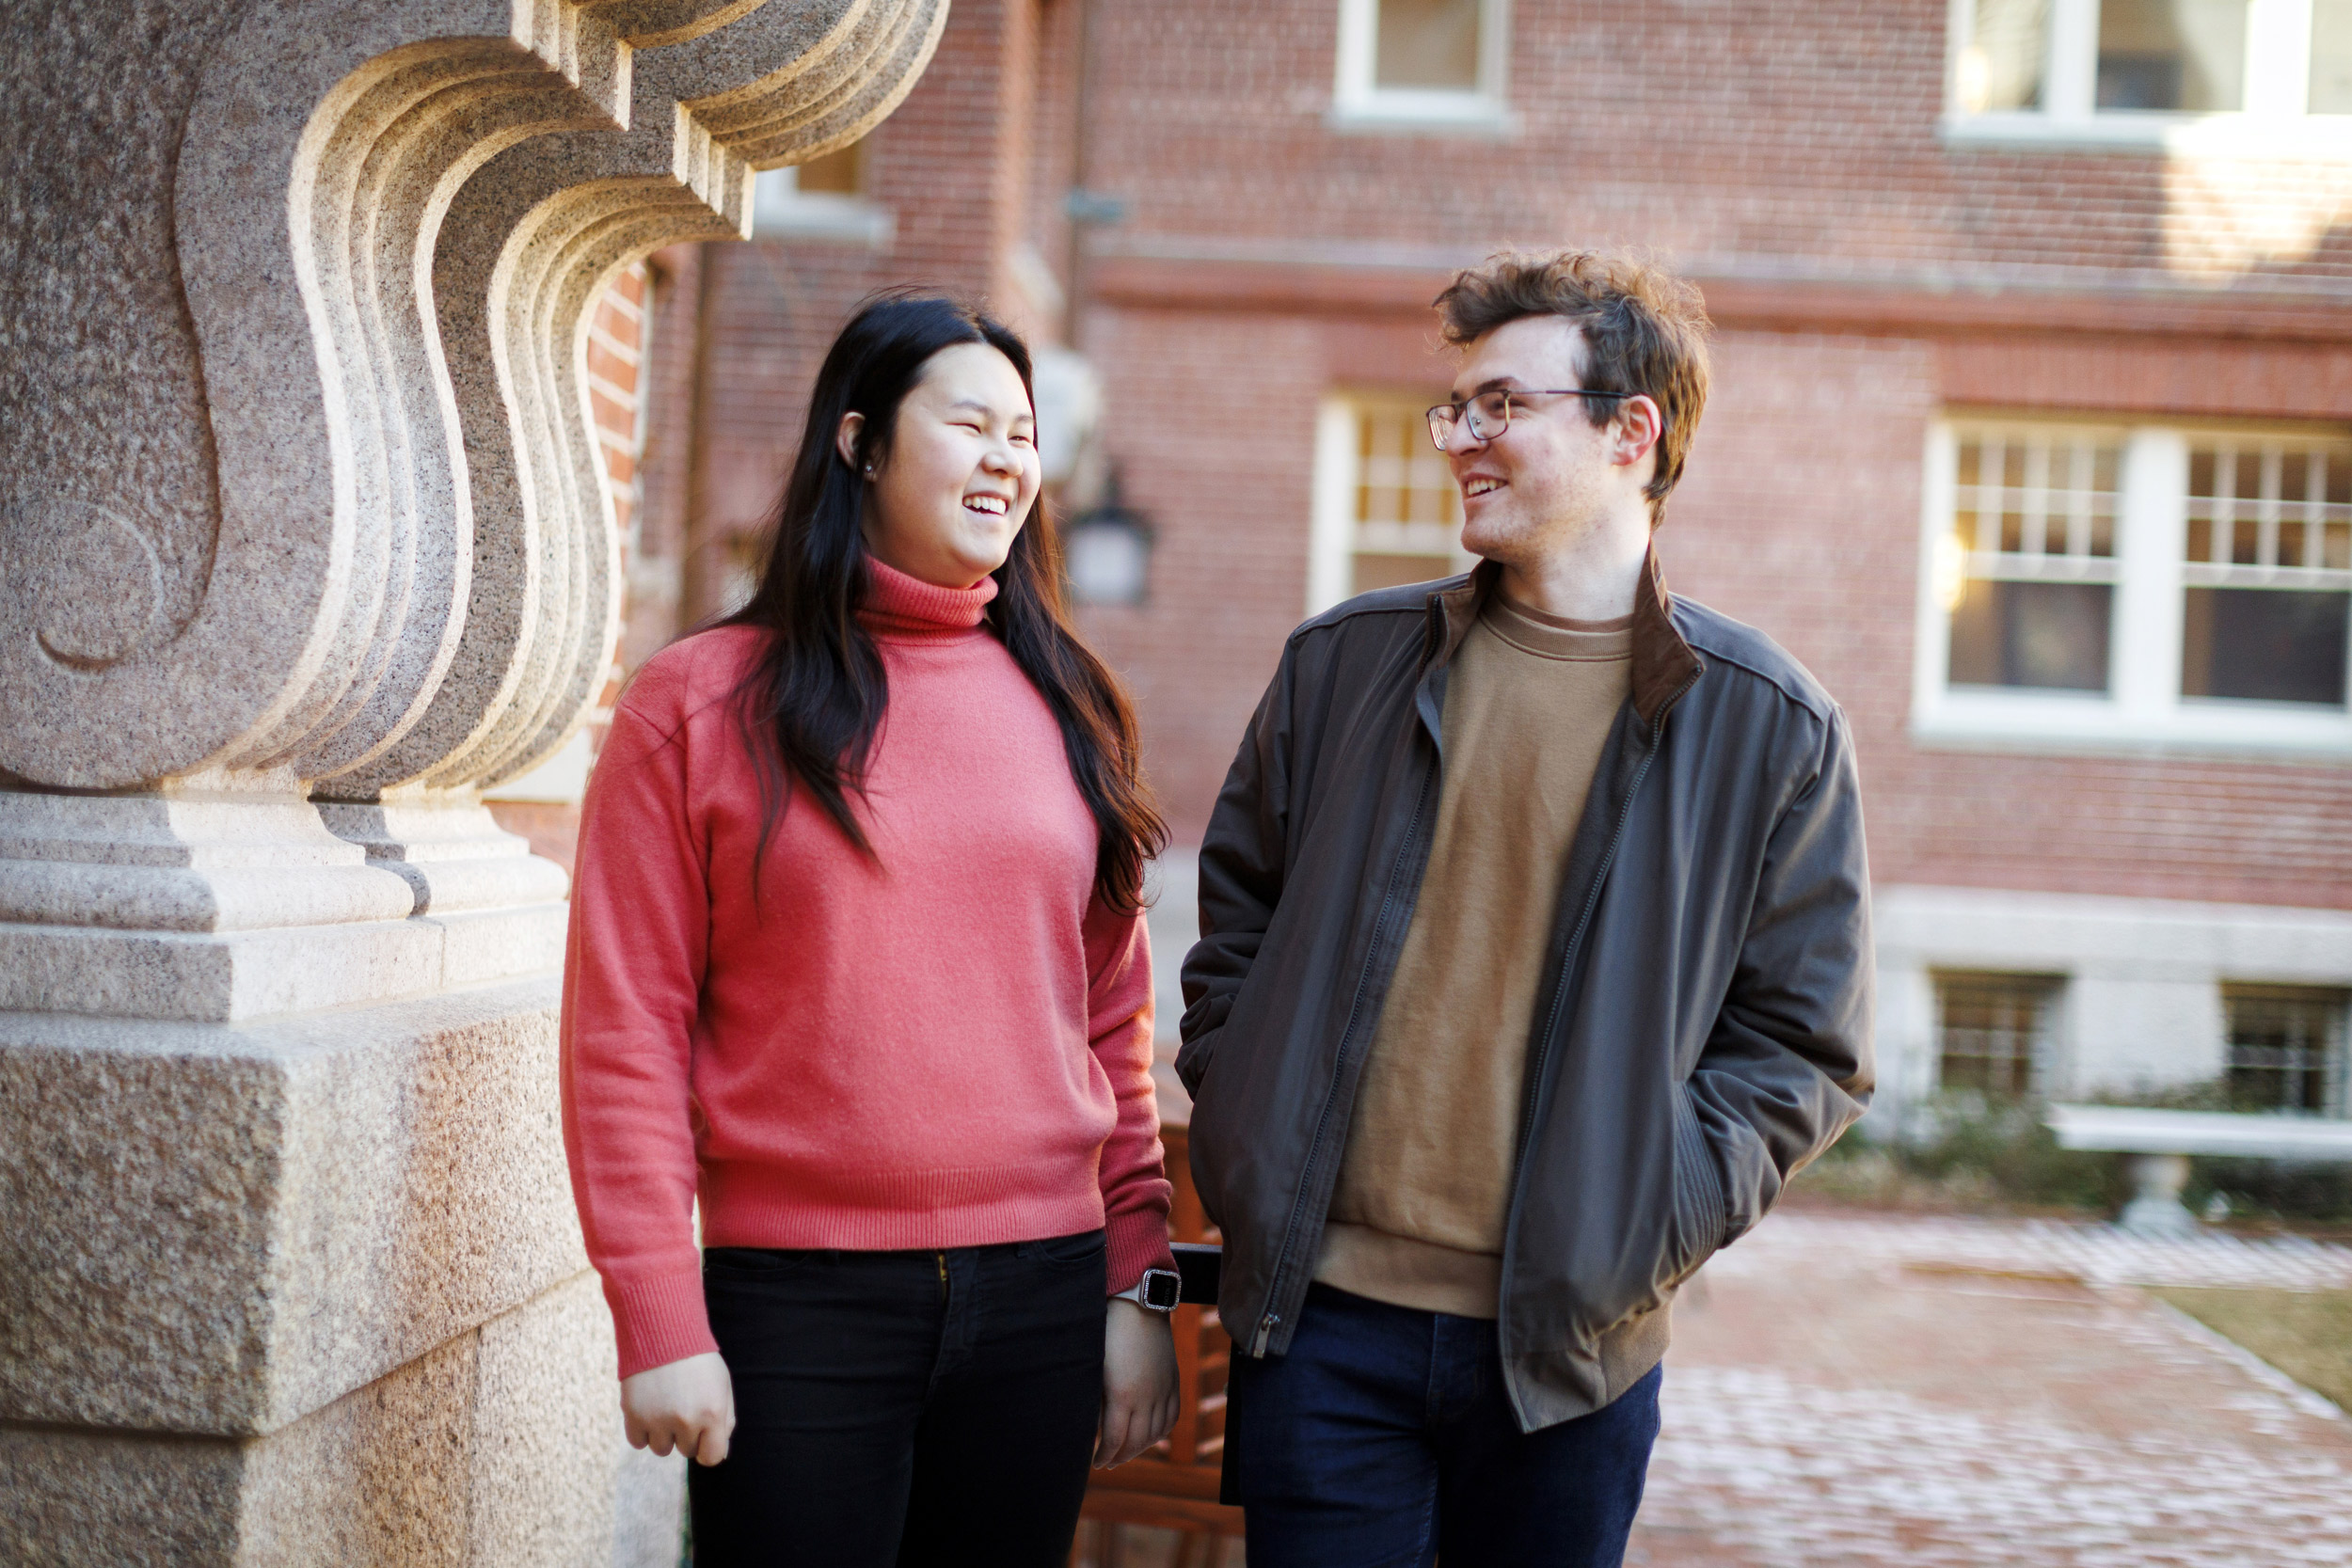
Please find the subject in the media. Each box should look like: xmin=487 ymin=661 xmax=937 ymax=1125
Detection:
xmin=1427 ymin=392 xmax=1512 ymax=451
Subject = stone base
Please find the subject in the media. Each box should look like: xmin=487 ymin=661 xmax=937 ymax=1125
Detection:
xmin=0 ymin=787 xmax=566 ymax=1022
xmin=0 ymin=979 xmax=594 ymax=1435
xmin=0 ymin=1273 xmax=684 ymax=1568
xmin=0 ymin=974 xmax=678 ymax=1565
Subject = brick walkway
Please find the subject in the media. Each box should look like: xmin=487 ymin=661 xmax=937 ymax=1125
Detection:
xmin=1630 ymin=1212 xmax=2352 ymax=1567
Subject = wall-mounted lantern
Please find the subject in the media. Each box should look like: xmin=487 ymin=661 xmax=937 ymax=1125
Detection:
xmin=1063 ymin=475 xmax=1152 ymax=607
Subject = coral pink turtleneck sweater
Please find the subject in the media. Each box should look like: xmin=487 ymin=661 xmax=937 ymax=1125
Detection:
xmin=561 ymin=560 xmax=1174 ymax=1379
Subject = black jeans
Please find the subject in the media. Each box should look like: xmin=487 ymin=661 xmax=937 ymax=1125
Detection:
xmin=1227 ymin=1283 xmax=1662 ymax=1568
xmin=689 ymin=1230 xmax=1107 ymax=1567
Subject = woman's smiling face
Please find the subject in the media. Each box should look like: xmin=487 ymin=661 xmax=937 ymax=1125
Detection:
xmin=842 ymin=341 xmax=1041 ymax=588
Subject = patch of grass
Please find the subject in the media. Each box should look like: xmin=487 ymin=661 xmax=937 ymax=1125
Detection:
xmin=2150 ymin=1287 xmax=2352 ymax=1412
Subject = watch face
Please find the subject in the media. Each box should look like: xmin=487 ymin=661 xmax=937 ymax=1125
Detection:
xmin=1142 ymin=1270 xmax=1182 ymax=1311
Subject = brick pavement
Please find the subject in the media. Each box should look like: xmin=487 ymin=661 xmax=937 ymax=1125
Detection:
xmin=1630 ymin=1212 xmax=2352 ymax=1567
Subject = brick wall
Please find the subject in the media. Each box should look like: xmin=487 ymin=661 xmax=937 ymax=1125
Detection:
xmin=1051 ymin=0 xmax=2352 ymax=909
xmin=632 ymin=0 xmax=2352 ymax=911
xmin=1072 ymin=0 xmax=2352 ymax=288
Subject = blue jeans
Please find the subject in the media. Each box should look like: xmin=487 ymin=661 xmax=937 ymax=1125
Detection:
xmin=1226 ymin=1283 xmax=1661 ymax=1568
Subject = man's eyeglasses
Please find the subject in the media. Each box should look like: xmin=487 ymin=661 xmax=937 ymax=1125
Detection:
xmin=1425 ymin=388 xmax=1643 ymax=452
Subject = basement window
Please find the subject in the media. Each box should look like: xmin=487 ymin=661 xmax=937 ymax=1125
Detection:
xmin=1934 ymin=971 xmax=2066 ymax=1100
xmin=2223 ymin=985 xmax=2350 ymax=1116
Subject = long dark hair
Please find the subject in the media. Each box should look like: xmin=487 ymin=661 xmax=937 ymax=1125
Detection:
xmin=720 ymin=291 xmax=1166 ymax=913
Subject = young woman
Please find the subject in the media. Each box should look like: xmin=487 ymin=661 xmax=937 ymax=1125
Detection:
xmin=561 ymin=293 xmax=1181 ymax=1565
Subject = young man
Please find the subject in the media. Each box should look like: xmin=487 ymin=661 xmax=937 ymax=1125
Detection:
xmin=1177 ymin=251 xmax=1874 ymax=1567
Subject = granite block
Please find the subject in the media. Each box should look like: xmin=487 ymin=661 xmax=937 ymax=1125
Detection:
xmin=468 ymin=1272 xmax=631 ymax=1567
xmin=0 ymin=1422 xmax=245 ymax=1568
xmin=0 ymin=979 xmax=583 ymax=1436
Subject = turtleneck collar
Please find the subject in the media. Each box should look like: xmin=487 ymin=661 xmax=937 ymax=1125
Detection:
xmin=858 ymin=555 xmax=998 ymax=641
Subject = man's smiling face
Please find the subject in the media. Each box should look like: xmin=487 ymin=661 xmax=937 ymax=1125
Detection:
xmin=1445 ymin=314 xmax=1654 ymax=573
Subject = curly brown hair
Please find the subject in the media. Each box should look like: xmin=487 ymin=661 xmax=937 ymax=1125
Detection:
xmin=1433 ymin=250 xmax=1712 ymax=525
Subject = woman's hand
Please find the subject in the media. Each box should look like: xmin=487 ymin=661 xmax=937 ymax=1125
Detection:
xmin=621 ymin=1351 xmax=737 ymax=1466
xmin=1095 ymin=1298 xmax=1181 ymax=1467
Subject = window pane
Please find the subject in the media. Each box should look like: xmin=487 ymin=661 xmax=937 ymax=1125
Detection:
xmin=1949 ymin=580 xmax=2113 ymax=691
xmin=2315 ymin=0 xmax=2352 ymax=113
xmin=2096 ymin=0 xmax=2248 ymax=111
xmin=1937 ymin=973 xmax=2062 ymax=1099
xmin=1351 ymin=401 xmax=1465 ymax=594
xmin=1375 ymin=0 xmax=1482 ymax=89
xmin=2224 ymin=986 xmax=2348 ymax=1116
xmin=1352 ymin=553 xmax=1456 ymax=594
xmin=795 ymin=141 xmax=866 ymax=197
xmin=1963 ymin=0 xmax=2050 ymax=112
xmin=2181 ymin=587 xmax=2351 ymax=705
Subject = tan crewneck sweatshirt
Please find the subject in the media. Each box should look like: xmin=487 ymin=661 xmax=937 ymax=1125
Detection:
xmin=1315 ymin=588 xmax=1633 ymax=1319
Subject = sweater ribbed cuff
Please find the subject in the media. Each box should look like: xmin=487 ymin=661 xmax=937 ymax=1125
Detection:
xmin=1104 ymin=1208 xmax=1178 ymax=1298
xmin=605 ymin=1266 xmax=719 ymax=1382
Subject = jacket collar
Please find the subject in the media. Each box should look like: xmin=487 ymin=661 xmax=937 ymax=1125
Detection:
xmin=1425 ymin=549 xmax=1704 ymax=730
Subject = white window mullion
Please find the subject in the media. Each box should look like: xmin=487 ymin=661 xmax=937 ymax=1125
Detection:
xmin=2046 ymin=0 xmax=2099 ymax=122
xmin=1476 ymin=0 xmax=1513 ymax=102
xmin=1333 ymin=0 xmax=1375 ymax=110
xmin=1308 ymin=396 xmax=1359 ymax=616
xmin=1916 ymin=423 xmax=1962 ymax=724
xmin=2115 ymin=429 xmax=2190 ymax=722
xmin=2249 ymin=0 xmax=2316 ymax=118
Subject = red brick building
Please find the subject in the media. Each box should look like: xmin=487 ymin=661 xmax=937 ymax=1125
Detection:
xmin=605 ymin=0 xmax=2352 ymax=1126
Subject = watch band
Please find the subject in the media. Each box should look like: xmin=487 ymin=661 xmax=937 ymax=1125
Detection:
xmin=1113 ymin=1267 xmax=1183 ymax=1313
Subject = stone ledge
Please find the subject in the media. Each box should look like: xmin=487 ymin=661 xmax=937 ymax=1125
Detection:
xmin=0 ymin=1272 xmax=681 ymax=1568
xmin=0 ymin=976 xmax=587 ymax=1435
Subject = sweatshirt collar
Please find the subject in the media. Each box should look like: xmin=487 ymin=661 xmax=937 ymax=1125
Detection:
xmin=858 ymin=555 xmax=997 ymax=641
xmin=1426 ymin=549 xmax=1703 ymax=729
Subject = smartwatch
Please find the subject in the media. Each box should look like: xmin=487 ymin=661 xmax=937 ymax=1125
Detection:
xmin=1112 ymin=1267 xmax=1183 ymax=1313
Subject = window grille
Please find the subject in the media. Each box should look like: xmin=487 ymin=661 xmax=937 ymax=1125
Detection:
xmin=1935 ymin=971 xmax=2065 ymax=1099
xmin=1945 ymin=427 xmax=2124 ymax=693
xmin=2223 ymin=985 xmax=2350 ymax=1117
xmin=1918 ymin=417 xmax=2352 ymax=752
xmin=2181 ymin=438 xmax=2352 ymax=706
xmin=1346 ymin=399 xmax=1470 ymax=597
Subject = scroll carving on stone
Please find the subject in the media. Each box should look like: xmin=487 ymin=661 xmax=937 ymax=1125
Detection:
xmin=0 ymin=0 xmax=948 ymax=1020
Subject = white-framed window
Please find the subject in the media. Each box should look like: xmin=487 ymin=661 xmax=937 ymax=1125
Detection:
xmin=2223 ymin=984 xmax=2350 ymax=1115
xmin=751 ymin=140 xmax=892 ymax=245
xmin=1308 ymin=393 xmax=1475 ymax=614
xmin=1934 ymin=970 xmax=2067 ymax=1099
xmin=1914 ymin=415 xmax=2352 ymax=754
xmin=1331 ymin=0 xmax=1513 ymax=130
xmin=1945 ymin=0 xmax=2352 ymax=152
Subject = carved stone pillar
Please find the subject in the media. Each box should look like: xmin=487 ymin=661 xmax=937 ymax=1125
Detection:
xmin=0 ymin=3 xmax=945 ymax=1560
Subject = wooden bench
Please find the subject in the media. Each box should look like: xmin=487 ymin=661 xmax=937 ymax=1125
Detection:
xmin=1074 ymin=1122 xmax=1244 ymax=1567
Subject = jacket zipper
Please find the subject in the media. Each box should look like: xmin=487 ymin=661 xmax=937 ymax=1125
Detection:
xmin=1494 ymin=669 xmax=1701 ymax=1424
xmin=1249 ymin=764 xmax=1438 ymax=1357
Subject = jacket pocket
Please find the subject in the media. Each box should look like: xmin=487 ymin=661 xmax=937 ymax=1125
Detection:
xmin=1175 ymin=1022 xmax=1224 ymax=1101
xmin=1666 ymin=1089 xmax=1730 ymax=1286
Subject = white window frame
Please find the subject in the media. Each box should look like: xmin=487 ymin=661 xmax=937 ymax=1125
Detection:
xmin=1331 ymin=0 xmax=1515 ymax=132
xmin=1309 ymin=393 xmax=1478 ymax=615
xmin=1943 ymin=0 xmax=2352 ymax=156
xmin=1913 ymin=416 xmax=2352 ymax=757
xmin=750 ymin=161 xmax=893 ymax=246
